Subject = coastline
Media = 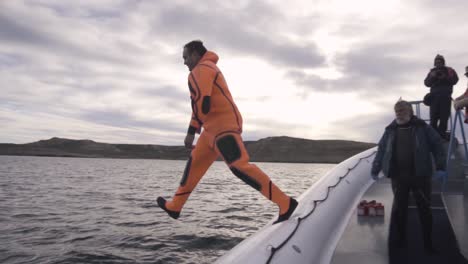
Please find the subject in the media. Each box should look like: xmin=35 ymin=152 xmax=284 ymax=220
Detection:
xmin=0 ymin=136 xmax=376 ymax=164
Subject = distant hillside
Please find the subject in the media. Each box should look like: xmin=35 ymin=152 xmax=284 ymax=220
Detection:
xmin=0 ymin=136 xmax=376 ymax=163
xmin=244 ymin=136 xmax=376 ymax=163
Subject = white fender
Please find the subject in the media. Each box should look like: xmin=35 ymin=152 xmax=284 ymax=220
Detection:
xmin=216 ymin=147 xmax=377 ymax=264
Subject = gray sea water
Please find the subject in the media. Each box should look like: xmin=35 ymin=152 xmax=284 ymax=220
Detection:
xmin=0 ymin=155 xmax=335 ymax=264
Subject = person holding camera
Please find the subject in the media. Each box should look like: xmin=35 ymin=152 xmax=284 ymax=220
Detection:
xmin=424 ymin=54 xmax=459 ymax=139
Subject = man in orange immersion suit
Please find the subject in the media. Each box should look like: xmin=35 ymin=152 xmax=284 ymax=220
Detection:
xmin=157 ymin=40 xmax=298 ymax=224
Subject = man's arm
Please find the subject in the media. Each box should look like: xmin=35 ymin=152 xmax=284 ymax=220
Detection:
xmin=448 ymin=67 xmax=459 ymax=85
xmin=188 ymin=103 xmax=202 ymax=136
xmin=424 ymin=69 xmax=437 ymax=87
xmin=190 ymin=65 xmax=216 ymax=120
xmin=184 ymin=133 xmax=195 ymax=149
xmin=371 ymin=130 xmax=388 ymax=176
xmin=186 ymin=64 xmax=217 ymax=138
xmin=426 ymin=125 xmax=446 ymax=170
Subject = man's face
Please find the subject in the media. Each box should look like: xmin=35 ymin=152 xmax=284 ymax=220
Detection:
xmin=183 ymin=48 xmax=200 ymax=71
xmin=434 ymin=59 xmax=444 ymax=68
xmin=395 ymin=105 xmax=412 ymax=124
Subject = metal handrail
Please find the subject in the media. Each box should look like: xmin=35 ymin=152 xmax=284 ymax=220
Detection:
xmin=447 ymin=110 xmax=468 ymax=166
xmin=407 ymin=100 xmax=453 ymax=129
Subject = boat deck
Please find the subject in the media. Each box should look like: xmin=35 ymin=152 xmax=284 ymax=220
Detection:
xmin=445 ymin=194 xmax=468 ymax=258
xmin=331 ymin=178 xmax=393 ymax=264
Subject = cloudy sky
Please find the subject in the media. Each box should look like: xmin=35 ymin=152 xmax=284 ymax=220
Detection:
xmin=1 ymin=0 xmax=468 ymax=145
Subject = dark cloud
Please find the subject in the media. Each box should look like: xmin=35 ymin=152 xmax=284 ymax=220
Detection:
xmin=0 ymin=7 xmax=145 ymax=68
xmin=0 ymin=52 xmax=27 ymax=68
xmin=149 ymin=1 xmax=325 ymax=69
xmin=2 ymin=0 xmax=467 ymax=145
xmin=0 ymin=14 xmax=53 ymax=45
xmin=287 ymin=42 xmax=425 ymax=95
xmin=335 ymin=43 xmax=419 ymax=79
xmin=286 ymin=70 xmax=330 ymax=91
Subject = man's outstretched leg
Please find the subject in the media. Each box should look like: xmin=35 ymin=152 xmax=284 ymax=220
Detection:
xmin=158 ymin=132 xmax=218 ymax=219
xmin=215 ymin=132 xmax=298 ymax=224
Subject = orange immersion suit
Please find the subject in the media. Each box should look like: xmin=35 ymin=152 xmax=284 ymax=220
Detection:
xmin=162 ymin=51 xmax=294 ymax=218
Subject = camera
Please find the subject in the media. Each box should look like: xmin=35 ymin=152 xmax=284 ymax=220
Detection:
xmin=435 ymin=69 xmax=445 ymax=78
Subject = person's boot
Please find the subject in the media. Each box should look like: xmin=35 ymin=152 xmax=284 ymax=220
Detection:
xmin=157 ymin=197 xmax=180 ymax=219
xmin=273 ymin=198 xmax=298 ymax=224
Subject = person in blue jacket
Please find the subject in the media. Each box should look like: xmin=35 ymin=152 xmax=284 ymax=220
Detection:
xmin=371 ymin=100 xmax=446 ymax=253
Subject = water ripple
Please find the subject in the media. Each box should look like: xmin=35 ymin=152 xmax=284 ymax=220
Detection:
xmin=0 ymin=156 xmax=331 ymax=264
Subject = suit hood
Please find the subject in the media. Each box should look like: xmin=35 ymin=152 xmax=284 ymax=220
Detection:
xmin=199 ymin=51 xmax=219 ymax=65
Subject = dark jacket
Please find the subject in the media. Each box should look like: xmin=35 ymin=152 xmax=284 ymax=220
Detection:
xmin=371 ymin=116 xmax=446 ymax=179
xmin=424 ymin=66 xmax=459 ymax=96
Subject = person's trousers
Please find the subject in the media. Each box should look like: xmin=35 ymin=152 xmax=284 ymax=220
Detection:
xmin=391 ymin=177 xmax=433 ymax=245
xmin=164 ymin=131 xmax=291 ymax=214
xmin=430 ymin=95 xmax=451 ymax=136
